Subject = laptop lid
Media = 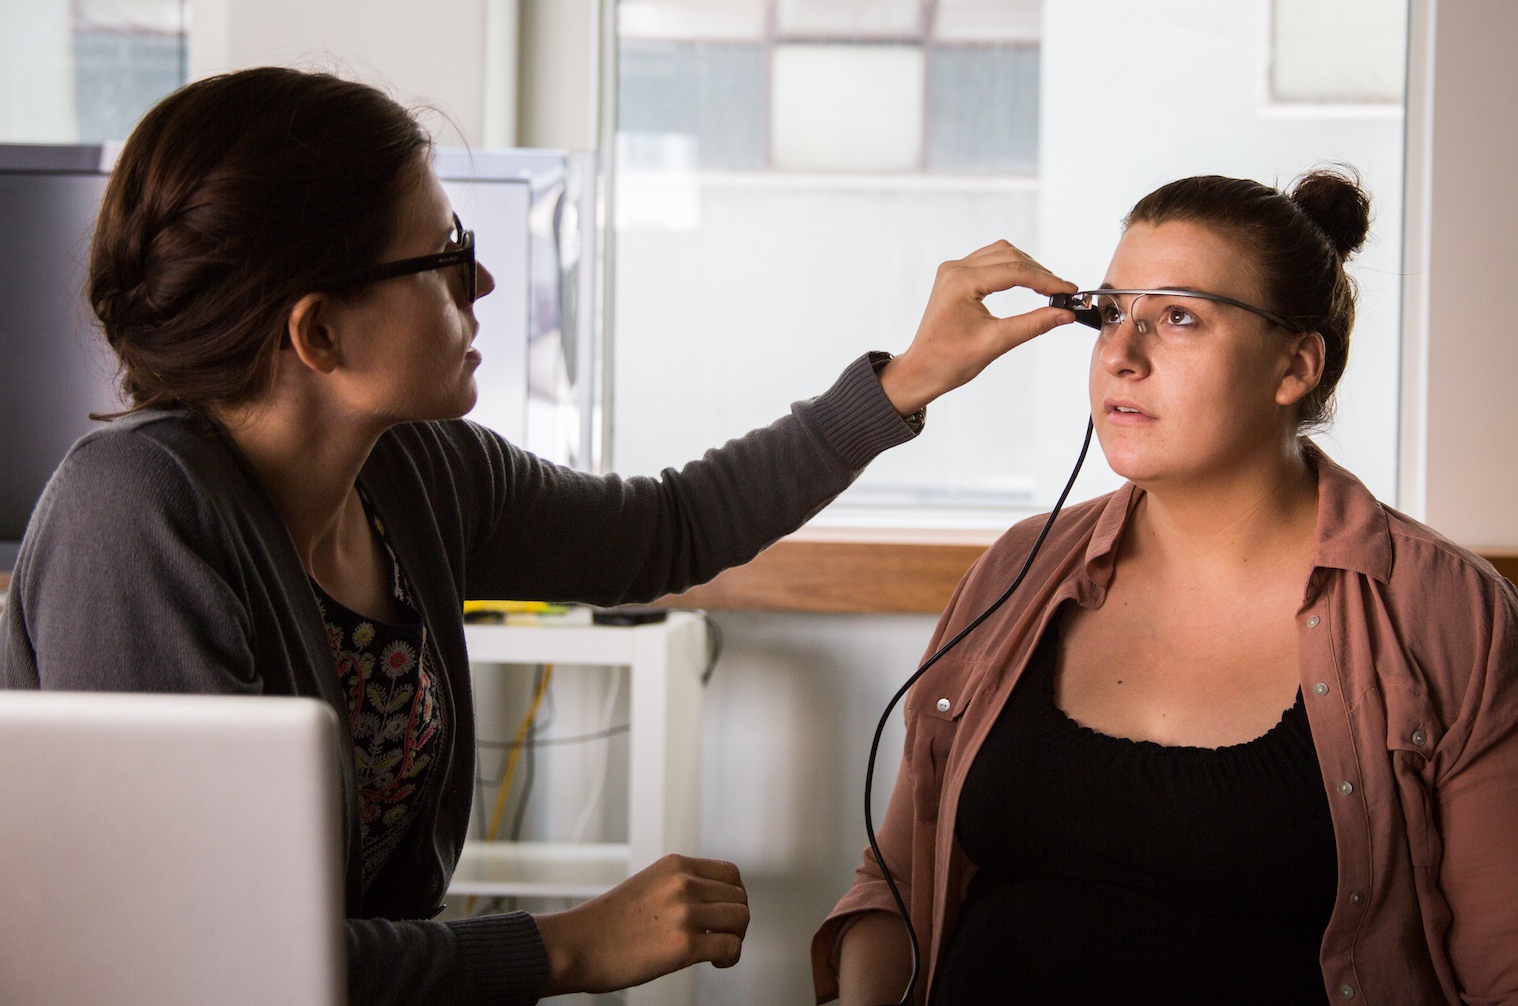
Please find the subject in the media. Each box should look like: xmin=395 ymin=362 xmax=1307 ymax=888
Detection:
xmin=0 ymin=691 xmax=346 ymax=1006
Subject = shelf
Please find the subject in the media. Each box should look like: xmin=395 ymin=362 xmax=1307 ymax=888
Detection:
xmin=450 ymin=841 xmax=629 ymax=899
xmin=464 ymin=614 xmax=695 ymax=666
xmin=459 ymin=614 xmax=707 ymax=1006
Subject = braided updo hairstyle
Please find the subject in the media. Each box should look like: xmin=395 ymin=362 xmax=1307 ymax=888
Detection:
xmin=1124 ymin=166 xmax=1372 ymax=429
xmin=89 ymin=67 xmax=431 ymax=412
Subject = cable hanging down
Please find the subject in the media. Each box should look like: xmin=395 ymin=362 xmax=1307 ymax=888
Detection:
xmin=862 ymin=418 xmax=1094 ymax=1006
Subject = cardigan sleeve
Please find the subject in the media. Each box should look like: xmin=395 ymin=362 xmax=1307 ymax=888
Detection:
xmin=423 ymin=352 xmax=922 ymax=606
xmin=344 ymin=913 xmax=549 ymax=1006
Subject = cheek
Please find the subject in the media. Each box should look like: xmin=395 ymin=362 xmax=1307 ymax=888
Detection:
xmin=1086 ymin=340 xmax=1106 ymax=402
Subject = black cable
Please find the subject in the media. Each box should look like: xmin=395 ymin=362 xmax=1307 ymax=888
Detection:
xmin=699 ymin=610 xmax=724 ymax=685
xmin=862 ymin=418 xmax=1094 ymax=1006
xmin=477 ymin=723 xmax=633 ymax=752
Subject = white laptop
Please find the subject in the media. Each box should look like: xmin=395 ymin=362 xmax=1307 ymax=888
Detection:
xmin=0 ymin=691 xmax=346 ymax=1006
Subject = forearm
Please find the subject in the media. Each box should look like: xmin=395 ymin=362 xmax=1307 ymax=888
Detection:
xmin=837 ymin=910 xmax=915 ymax=1006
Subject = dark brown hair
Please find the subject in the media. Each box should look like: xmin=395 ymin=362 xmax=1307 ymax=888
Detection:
xmin=89 ymin=67 xmax=431 ymax=412
xmin=1125 ymin=166 xmax=1372 ymax=428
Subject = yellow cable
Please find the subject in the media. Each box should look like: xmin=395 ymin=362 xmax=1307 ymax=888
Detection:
xmin=466 ymin=665 xmax=554 ymax=915
xmin=485 ymin=664 xmax=554 ymax=843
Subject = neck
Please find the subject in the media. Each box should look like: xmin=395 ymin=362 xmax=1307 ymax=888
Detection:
xmin=213 ymin=390 xmax=384 ymax=570
xmin=1126 ymin=439 xmax=1319 ymax=579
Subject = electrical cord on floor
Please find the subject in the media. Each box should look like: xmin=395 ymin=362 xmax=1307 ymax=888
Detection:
xmin=861 ymin=418 xmax=1093 ymax=1006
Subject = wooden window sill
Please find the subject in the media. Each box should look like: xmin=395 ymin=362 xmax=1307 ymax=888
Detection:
xmin=662 ymin=540 xmax=1518 ymax=614
xmin=3 ymin=552 xmax=1512 ymax=617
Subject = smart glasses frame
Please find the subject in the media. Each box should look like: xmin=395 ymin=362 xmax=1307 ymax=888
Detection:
xmin=1051 ymin=288 xmax=1296 ymax=332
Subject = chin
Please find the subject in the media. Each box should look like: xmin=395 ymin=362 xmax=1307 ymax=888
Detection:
xmin=1097 ymin=440 xmax=1174 ymax=488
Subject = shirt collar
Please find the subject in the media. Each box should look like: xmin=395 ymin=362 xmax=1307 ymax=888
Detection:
xmin=1076 ymin=440 xmax=1393 ymax=596
xmin=1302 ymin=440 xmax=1393 ymax=583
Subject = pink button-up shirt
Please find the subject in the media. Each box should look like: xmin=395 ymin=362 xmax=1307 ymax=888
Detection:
xmin=813 ymin=449 xmax=1518 ymax=1005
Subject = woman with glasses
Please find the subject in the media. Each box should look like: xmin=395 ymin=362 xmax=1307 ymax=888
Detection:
xmin=0 ymin=67 xmax=1078 ymax=1006
xmin=816 ymin=169 xmax=1518 ymax=1005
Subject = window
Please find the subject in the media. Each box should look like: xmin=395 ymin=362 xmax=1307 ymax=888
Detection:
xmin=1272 ymin=0 xmax=1407 ymax=103
xmin=610 ymin=1 xmax=1407 ymax=530
xmin=1 ymin=0 xmax=187 ymax=145
xmin=617 ymin=0 xmax=1041 ymax=174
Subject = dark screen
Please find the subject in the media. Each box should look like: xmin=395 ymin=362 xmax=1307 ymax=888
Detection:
xmin=0 ymin=163 xmax=125 ymax=568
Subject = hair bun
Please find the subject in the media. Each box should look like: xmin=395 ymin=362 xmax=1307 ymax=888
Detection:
xmin=1289 ymin=166 xmax=1371 ymax=260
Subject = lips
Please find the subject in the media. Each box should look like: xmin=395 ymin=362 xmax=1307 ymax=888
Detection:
xmin=1103 ymin=397 xmax=1152 ymax=419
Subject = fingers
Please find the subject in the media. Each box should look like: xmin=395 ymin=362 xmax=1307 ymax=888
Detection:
xmin=681 ymin=854 xmax=743 ymax=889
xmin=691 ymin=929 xmax=745 ymax=969
xmin=941 ymin=240 xmax=1077 ymax=298
xmin=880 ymin=241 xmax=1080 ymax=414
xmin=993 ymin=304 xmax=1084 ymax=349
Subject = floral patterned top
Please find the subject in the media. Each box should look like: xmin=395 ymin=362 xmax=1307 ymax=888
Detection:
xmin=312 ymin=496 xmax=449 ymax=893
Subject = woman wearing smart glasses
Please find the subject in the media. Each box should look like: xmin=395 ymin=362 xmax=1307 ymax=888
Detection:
xmin=0 ymin=67 xmax=1080 ymax=1006
xmin=816 ymin=169 xmax=1518 ymax=1005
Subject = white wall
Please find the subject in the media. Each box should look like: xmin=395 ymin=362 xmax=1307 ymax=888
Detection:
xmin=0 ymin=0 xmax=76 ymax=142
xmin=1400 ymin=0 xmax=1518 ymax=548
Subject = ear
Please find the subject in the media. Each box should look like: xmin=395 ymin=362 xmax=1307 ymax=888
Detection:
xmin=1275 ymin=330 xmax=1326 ymax=408
xmin=285 ymin=293 xmax=343 ymax=375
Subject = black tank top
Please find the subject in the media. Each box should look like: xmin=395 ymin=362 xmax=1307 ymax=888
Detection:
xmin=931 ymin=626 xmax=1337 ymax=1005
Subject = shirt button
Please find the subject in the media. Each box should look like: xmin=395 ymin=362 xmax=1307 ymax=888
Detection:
xmin=936 ymin=698 xmax=951 ymax=713
xmin=1339 ymin=984 xmax=1356 ymax=999
xmin=1313 ymin=682 xmax=1330 ymax=696
xmin=1338 ymin=780 xmax=1355 ymax=796
xmin=1307 ymin=615 xmax=1321 ymax=628
xmin=1350 ymin=891 xmax=1364 ymax=904
xmin=1412 ymin=729 xmax=1427 ymax=746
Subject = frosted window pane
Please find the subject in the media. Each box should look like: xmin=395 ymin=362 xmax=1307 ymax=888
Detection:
xmin=1273 ymin=0 xmax=1406 ymax=102
xmin=619 ymin=40 xmax=767 ymax=169
xmin=618 ymin=0 xmax=767 ymax=41
xmin=935 ymin=0 xmax=1041 ymax=43
xmin=776 ymin=0 xmax=923 ymax=38
xmin=926 ymin=44 xmax=1038 ymax=173
xmin=612 ymin=182 xmax=1045 ymax=513
xmin=73 ymin=30 xmax=183 ymax=142
xmin=771 ymin=44 xmax=925 ymax=171
xmin=77 ymin=0 xmax=182 ymax=32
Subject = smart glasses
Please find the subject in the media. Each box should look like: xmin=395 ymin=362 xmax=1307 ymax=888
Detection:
xmin=330 ymin=213 xmax=477 ymax=303
xmin=1051 ymin=288 xmax=1294 ymax=332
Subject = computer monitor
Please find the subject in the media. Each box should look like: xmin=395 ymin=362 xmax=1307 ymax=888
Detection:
xmin=0 ymin=145 xmax=123 ymax=571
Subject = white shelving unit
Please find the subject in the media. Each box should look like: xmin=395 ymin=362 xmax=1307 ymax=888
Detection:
xmin=455 ymin=612 xmax=709 ymax=1006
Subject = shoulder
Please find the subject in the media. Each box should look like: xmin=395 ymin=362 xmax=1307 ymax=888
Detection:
xmin=1313 ymin=446 xmax=1513 ymax=614
xmin=930 ymin=488 xmax=1127 ymax=662
xmin=962 ymin=489 xmax=1125 ymax=596
xmin=372 ymin=418 xmax=518 ymax=480
xmin=1381 ymin=506 xmax=1518 ymax=622
xmin=36 ymin=409 xmax=246 ymax=530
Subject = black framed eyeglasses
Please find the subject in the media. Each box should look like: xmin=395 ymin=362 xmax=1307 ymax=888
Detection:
xmin=329 ymin=213 xmax=477 ymax=303
xmin=1050 ymin=288 xmax=1295 ymax=332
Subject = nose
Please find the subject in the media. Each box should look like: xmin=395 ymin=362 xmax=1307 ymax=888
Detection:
xmin=1097 ymin=312 xmax=1149 ymax=378
xmin=475 ymin=259 xmax=497 ymax=301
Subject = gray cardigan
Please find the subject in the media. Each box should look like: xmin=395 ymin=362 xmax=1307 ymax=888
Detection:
xmin=0 ymin=353 xmax=918 ymax=1006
